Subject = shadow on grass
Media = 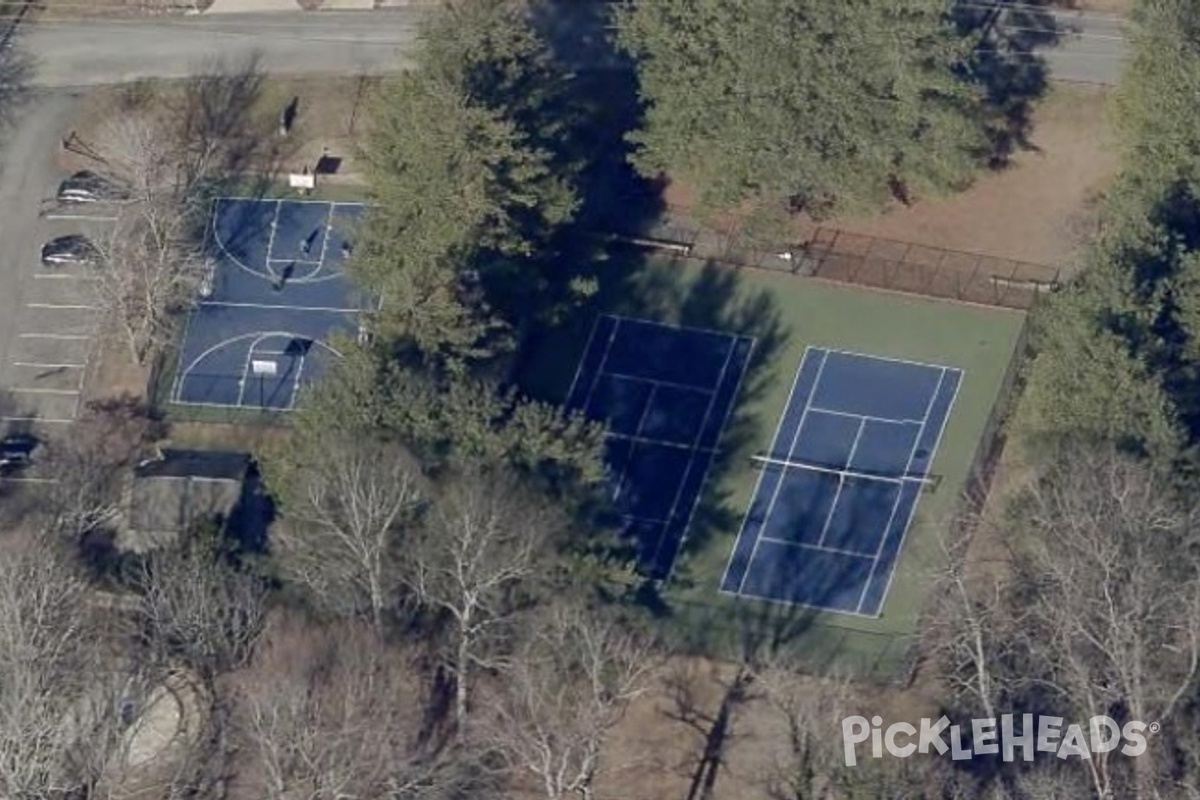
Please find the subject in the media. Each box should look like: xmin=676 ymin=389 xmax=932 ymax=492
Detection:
xmin=954 ymin=0 xmax=1063 ymax=167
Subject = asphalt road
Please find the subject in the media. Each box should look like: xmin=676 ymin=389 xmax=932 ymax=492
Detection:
xmin=21 ymin=5 xmax=1129 ymax=89
xmin=1001 ymin=5 xmax=1130 ymax=86
xmin=24 ymin=11 xmax=425 ymax=88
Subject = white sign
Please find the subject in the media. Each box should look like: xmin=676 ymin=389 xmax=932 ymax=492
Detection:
xmin=288 ymin=172 xmax=316 ymax=190
xmin=251 ymin=360 xmax=278 ymax=377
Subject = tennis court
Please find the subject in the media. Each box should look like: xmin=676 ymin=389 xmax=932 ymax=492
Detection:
xmin=171 ymin=198 xmax=370 ymax=411
xmin=565 ymin=315 xmax=754 ymax=578
xmin=719 ymin=347 xmax=962 ymax=616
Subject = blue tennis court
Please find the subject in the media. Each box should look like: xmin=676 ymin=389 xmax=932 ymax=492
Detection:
xmin=172 ymin=198 xmax=370 ymax=411
xmin=565 ymin=315 xmax=754 ymax=578
xmin=720 ymin=348 xmax=962 ymax=616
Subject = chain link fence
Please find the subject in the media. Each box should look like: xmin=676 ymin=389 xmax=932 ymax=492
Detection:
xmin=628 ymin=210 xmax=1061 ymax=311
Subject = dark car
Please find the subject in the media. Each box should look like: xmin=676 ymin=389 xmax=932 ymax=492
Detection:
xmin=41 ymin=234 xmax=100 ymax=267
xmin=0 ymin=433 xmax=37 ymax=473
xmin=55 ymin=171 xmax=128 ymax=205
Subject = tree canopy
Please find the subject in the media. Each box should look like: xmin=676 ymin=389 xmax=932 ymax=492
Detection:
xmin=1015 ymin=0 xmax=1200 ymax=466
xmin=614 ymin=0 xmax=990 ymax=218
xmin=355 ymin=0 xmax=580 ymax=367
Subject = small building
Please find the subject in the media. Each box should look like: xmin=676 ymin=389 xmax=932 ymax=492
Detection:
xmin=120 ymin=448 xmax=256 ymax=553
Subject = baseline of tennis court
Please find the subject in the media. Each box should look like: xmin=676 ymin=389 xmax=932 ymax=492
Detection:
xmin=565 ymin=315 xmax=754 ymax=579
xmin=719 ymin=347 xmax=962 ymax=616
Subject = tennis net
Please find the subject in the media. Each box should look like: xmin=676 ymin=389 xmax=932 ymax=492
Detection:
xmin=751 ymin=454 xmax=940 ymax=491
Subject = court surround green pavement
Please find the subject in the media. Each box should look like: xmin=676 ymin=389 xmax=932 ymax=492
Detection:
xmin=538 ymin=255 xmax=1026 ymax=681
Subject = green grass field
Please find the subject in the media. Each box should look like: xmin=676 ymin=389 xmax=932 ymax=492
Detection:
xmin=526 ymin=252 xmax=1026 ymax=680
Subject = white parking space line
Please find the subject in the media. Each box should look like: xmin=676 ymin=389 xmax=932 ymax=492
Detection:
xmin=42 ymin=213 xmax=118 ymax=222
xmin=13 ymin=361 xmax=85 ymax=369
xmin=33 ymin=273 xmax=99 ymax=281
xmin=0 ymin=416 xmax=72 ymax=424
xmin=27 ymin=303 xmax=101 ymax=311
xmin=10 ymin=387 xmax=79 ymax=395
xmin=19 ymin=333 xmax=90 ymax=340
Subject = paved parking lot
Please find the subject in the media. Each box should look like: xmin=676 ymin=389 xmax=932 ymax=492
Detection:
xmin=0 ymin=93 xmax=111 ymax=445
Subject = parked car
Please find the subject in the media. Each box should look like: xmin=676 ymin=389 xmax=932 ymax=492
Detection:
xmin=55 ymin=170 xmax=128 ymax=205
xmin=0 ymin=433 xmax=37 ymax=473
xmin=41 ymin=234 xmax=100 ymax=267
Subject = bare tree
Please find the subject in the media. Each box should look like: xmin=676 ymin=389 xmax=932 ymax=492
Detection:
xmin=925 ymin=517 xmax=1013 ymax=721
xmin=1007 ymin=446 xmax=1200 ymax=800
xmin=42 ymin=397 xmax=162 ymax=540
xmin=86 ymin=57 xmax=269 ymax=368
xmin=93 ymin=196 xmax=207 ymax=366
xmin=134 ymin=529 xmax=267 ymax=677
xmin=404 ymin=466 xmax=563 ymax=735
xmin=755 ymin=667 xmax=945 ymax=800
xmin=268 ymin=433 xmax=424 ymax=630
xmin=0 ymin=535 xmax=136 ymax=799
xmin=237 ymin=613 xmax=485 ymax=800
xmin=91 ymin=109 xmax=180 ymax=205
xmin=487 ymin=602 xmax=656 ymax=799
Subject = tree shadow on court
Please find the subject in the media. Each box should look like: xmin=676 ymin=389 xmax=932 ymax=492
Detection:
xmin=953 ymin=0 xmax=1063 ymax=167
xmin=476 ymin=0 xmax=666 ymax=349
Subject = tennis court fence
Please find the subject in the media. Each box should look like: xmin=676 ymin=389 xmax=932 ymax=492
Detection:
xmin=623 ymin=210 xmax=1060 ymax=311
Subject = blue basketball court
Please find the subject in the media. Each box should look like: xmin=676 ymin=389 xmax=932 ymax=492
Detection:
xmin=172 ymin=198 xmax=371 ymax=411
xmin=720 ymin=348 xmax=962 ymax=616
xmin=565 ymin=315 xmax=754 ymax=578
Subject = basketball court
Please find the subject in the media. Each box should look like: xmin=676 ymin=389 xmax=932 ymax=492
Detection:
xmin=171 ymin=198 xmax=371 ymax=411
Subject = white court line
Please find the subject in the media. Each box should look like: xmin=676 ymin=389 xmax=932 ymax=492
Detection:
xmin=647 ymin=335 xmax=738 ymax=571
xmin=807 ymin=405 xmax=923 ymax=426
xmin=612 ymin=382 xmax=659 ymax=505
xmin=266 ymin=258 xmax=322 ymax=266
xmin=285 ymin=353 xmax=307 ymax=410
xmin=10 ymin=387 xmax=78 ymax=395
xmin=735 ymin=349 xmax=830 ymax=595
xmin=815 ymin=417 xmax=866 ymax=548
xmin=19 ymin=333 xmax=89 ymax=340
xmin=177 ymin=330 xmax=343 ymax=388
xmin=213 ymin=196 xmax=368 ymax=209
xmin=604 ymin=371 xmax=714 ymax=396
xmin=606 ymin=313 xmax=743 ymax=340
xmin=27 ymin=303 xmax=100 ymax=311
xmin=621 ymin=513 xmax=670 ymax=528
xmin=719 ymin=345 xmax=816 ymax=592
xmin=860 ymin=368 xmax=964 ymax=616
xmin=563 ymin=316 xmax=604 ymax=407
xmin=819 ymin=346 xmax=955 ymax=374
xmin=666 ymin=335 xmax=756 ymax=585
xmin=199 ymin=301 xmax=360 ymax=314
xmin=235 ymin=333 xmax=272 ymax=407
xmin=42 ymin=213 xmax=118 ymax=222
xmin=263 ymin=200 xmax=283 ymax=278
xmin=853 ymin=367 xmax=946 ymax=616
xmin=608 ymin=432 xmax=721 ymax=455
xmin=579 ymin=316 xmax=623 ymax=417
xmin=305 ymin=202 xmax=337 ymax=283
xmin=757 ymin=534 xmax=872 ymax=560
xmin=13 ymin=362 xmax=85 ymax=369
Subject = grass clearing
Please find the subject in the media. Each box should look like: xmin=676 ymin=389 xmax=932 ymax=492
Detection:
xmin=61 ymin=75 xmax=380 ymax=186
